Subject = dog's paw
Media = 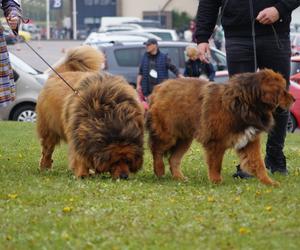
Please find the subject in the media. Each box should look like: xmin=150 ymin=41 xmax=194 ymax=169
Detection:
xmin=172 ymin=174 xmax=188 ymax=182
xmin=154 ymin=168 xmax=165 ymax=178
xmin=210 ymin=177 xmax=223 ymax=184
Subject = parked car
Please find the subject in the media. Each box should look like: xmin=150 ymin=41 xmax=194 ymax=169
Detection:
xmin=290 ymin=55 xmax=300 ymax=84
xmin=123 ymin=20 xmax=161 ymax=28
xmin=291 ymin=33 xmax=300 ymax=56
xmin=99 ymin=16 xmax=141 ymax=31
xmin=288 ymin=80 xmax=300 ymax=132
xmin=99 ymin=23 xmax=178 ymax=41
xmin=21 ymin=23 xmax=41 ymax=40
xmin=96 ymin=41 xmax=228 ymax=87
xmin=142 ymin=28 xmax=179 ymax=41
xmin=0 ymin=53 xmax=48 ymax=122
xmin=84 ymin=32 xmax=160 ymax=45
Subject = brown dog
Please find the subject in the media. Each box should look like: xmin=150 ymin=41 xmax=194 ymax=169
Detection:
xmin=36 ymin=46 xmax=144 ymax=179
xmin=146 ymin=69 xmax=294 ymax=185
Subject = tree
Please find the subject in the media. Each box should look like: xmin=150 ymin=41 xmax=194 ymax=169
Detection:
xmin=172 ymin=10 xmax=193 ymax=32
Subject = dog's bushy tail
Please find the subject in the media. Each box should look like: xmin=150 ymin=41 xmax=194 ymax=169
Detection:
xmin=54 ymin=45 xmax=105 ymax=73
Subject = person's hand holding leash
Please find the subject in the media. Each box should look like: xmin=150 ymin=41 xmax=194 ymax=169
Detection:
xmin=6 ymin=15 xmax=19 ymax=33
xmin=256 ymin=7 xmax=280 ymax=25
xmin=198 ymin=42 xmax=210 ymax=63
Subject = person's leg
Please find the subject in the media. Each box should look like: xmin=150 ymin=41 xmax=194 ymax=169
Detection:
xmin=225 ymin=37 xmax=257 ymax=178
xmin=225 ymin=37 xmax=256 ymax=76
xmin=256 ymin=35 xmax=291 ymax=174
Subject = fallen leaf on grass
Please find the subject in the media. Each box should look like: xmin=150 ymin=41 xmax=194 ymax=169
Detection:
xmin=62 ymin=207 xmax=73 ymax=213
xmin=239 ymin=227 xmax=251 ymax=235
xmin=7 ymin=193 xmax=18 ymax=199
xmin=207 ymin=196 xmax=215 ymax=202
xmin=255 ymin=191 xmax=261 ymax=196
xmin=265 ymin=206 xmax=272 ymax=212
xmin=235 ymin=196 xmax=241 ymax=203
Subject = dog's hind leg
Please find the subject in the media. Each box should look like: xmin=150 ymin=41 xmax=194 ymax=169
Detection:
xmin=204 ymin=144 xmax=225 ymax=184
xmin=169 ymin=139 xmax=192 ymax=181
xmin=151 ymin=137 xmax=177 ymax=178
xmin=237 ymin=137 xmax=279 ymax=186
xmin=39 ymin=133 xmax=60 ymax=171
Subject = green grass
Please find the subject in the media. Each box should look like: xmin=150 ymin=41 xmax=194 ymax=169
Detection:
xmin=0 ymin=122 xmax=300 ymax=250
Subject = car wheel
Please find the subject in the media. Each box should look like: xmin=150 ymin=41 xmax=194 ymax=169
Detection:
xmin=11 ymin=104 xmax=36 ymax=122
xmin=287 ymin=113 xmax=297 ymax=133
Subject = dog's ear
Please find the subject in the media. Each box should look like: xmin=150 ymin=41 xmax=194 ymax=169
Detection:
xmin=223 ymin=73 xmax=261 ymax=114
xmin=222 ymin=87 xmax=241 ymax=112
xmin=279 ymin=89 xmax=295 ymax=110
xmin=223 ymin=73 xmax=273 ymax=130
xmin=257 ymin=69 xmax=289 ymax=109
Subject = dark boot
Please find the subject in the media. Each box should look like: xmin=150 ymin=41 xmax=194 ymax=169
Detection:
xmin=265 ymin=108 xmax=289 ymax=175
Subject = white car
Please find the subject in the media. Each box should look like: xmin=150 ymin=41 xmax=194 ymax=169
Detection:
xmin=141 ymin=28 xmax=179 ymax=41
xmin=0 ymin=53 xmax=48 ymax=122
xmin=98 ymin=23 xmax=179 ymax=41
xmin=84 ymin=32 xmax=160 ymax=45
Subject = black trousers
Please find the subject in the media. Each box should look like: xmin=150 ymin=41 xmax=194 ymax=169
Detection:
xmin=225 ymin=34 xmax=291 ymax=164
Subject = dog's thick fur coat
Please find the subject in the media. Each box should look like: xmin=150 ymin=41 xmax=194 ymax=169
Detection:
xmin=146 ymin=69 xmax=294 ymax=185
xmin=36 ymin=46 xmax=144 ymax=179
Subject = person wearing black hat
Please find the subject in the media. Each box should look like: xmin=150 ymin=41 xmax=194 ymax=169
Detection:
xmin=136 ymin=38 xmax=183 ymax=100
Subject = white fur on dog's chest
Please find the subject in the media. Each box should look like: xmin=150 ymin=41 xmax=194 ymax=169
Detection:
xmin=234 ymin=126 xmax=258 ymax=150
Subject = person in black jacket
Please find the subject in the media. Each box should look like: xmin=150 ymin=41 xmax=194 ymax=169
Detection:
xmin=184 ymin=45 xmax=215 ymax=81
xmin=136 ymin=38 xmax=183 ymax=99
xmin=195 ymin=0 xmax=300 ymax=178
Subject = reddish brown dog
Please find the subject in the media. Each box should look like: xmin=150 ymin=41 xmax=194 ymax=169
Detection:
xmin=146 ymin=69 xmax=294 ymax=185
xmin=36 ymin=46 xmax=144 ymax=179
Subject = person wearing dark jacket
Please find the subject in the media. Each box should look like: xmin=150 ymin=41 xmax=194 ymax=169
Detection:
xmin=184 ymin=45 xmax=215 ymax=81
xmin=195 ymin=0 xmax=300 ymax=178
xmin=136 ymin=38 xmax=183 ymax=99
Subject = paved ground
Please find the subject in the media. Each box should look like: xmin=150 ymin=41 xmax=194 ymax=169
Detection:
xmin=8 ymin=40 xmax=83 ymax=72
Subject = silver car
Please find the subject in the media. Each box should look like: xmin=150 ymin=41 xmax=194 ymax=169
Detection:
xmin=0 ymin=53 xmax=48 ymax=122
xmin=97 ymin=41 xmax=228 ymax=87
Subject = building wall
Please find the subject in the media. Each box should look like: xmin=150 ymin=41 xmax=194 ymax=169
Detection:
xmin=120 ymin=0 xmax=199 ymax=19
xmin=120 ymin=1 xmax=300 ymax=24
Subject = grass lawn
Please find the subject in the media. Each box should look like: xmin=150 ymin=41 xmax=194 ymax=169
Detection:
xmin=0 ymin=122 xmax=300 ymax=250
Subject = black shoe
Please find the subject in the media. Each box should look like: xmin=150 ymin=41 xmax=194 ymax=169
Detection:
xmin=232 ymin=165 xmax=253 ymax=179
xmin=265 ymin=154 xmax=288 ymax=175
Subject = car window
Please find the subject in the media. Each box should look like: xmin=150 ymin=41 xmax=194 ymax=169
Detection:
xmin=114 ymin=48 xmax=142 ymax=67
xmin=291 ymin=61 xmax=300 ymax=75
xmin=150 ymin=32 xmax=172 ymax=41
xmin=160 ymin=47 xmax=181 ymax=68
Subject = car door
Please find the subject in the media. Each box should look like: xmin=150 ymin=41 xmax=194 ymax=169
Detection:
xmin=110 ymin=47 xmax=144 ymax=87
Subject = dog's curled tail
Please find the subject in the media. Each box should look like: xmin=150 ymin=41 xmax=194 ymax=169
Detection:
xmin=54 ymin=45 xmax=105 ymax=73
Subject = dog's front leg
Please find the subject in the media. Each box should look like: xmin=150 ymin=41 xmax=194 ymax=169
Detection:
xmin=204 ymin=144 xmax=225 ymax=184
xmin=237 ymin=136 xmax=279 ymax=186
xmin=68 ymin=146 xmax=90 ymax=178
